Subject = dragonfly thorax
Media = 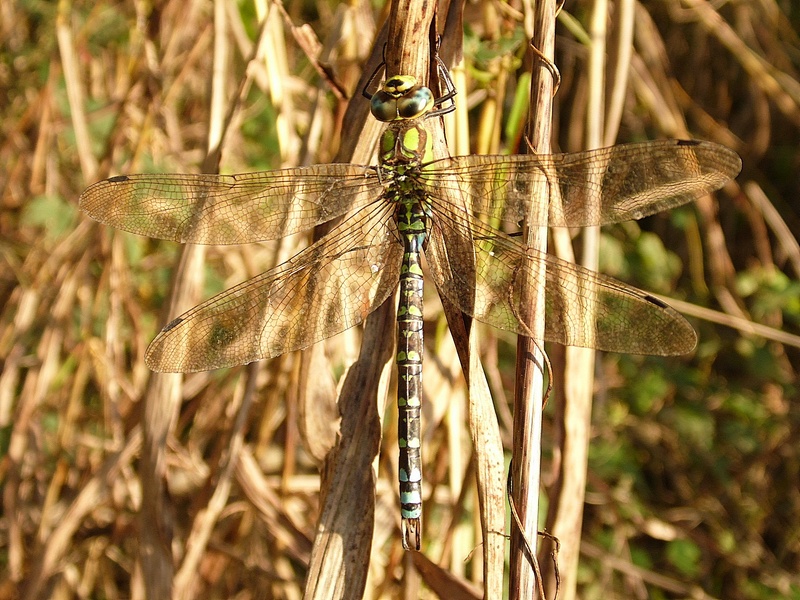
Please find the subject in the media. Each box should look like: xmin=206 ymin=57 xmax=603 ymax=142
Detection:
xmin=379 ymin=120 xmax=433 ymax=170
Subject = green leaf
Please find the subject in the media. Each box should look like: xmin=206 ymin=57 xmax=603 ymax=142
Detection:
xmin=665 ymin=538 xmax=701 ymax=577
xmin=21 ymin=195 xmax=78 ymax=241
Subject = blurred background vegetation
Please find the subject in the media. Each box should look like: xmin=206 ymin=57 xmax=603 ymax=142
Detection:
xmin=1 ymin=0 xmax=798 ymax=598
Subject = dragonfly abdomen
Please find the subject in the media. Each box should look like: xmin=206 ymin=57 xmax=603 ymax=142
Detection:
xmin=395 ymin=198 xmax=427 ymax=551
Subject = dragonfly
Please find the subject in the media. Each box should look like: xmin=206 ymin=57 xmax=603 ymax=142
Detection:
xmin=80 ymin=63 xmax=741 ymax=551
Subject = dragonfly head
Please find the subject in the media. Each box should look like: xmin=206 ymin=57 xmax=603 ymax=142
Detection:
xmin=370 ymin=75 xmax=435 ymax=122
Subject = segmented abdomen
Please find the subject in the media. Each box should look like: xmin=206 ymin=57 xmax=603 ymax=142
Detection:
xmin=395 ymin=198 xmax=427 ymax=550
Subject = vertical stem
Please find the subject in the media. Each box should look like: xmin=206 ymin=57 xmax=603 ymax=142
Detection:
xmin=542 ymin=2 xmax=605 ymax=598
xmin=385 ymin=0 xmax=436 ymax=83
xmin=543 ymin=3 xmax=624 ymax=597
xmin=510 ymin=0 xmax=557 ymax=597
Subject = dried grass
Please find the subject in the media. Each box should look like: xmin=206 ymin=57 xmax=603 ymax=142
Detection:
xmin=1 ymin=0 xmax=799 ymax=599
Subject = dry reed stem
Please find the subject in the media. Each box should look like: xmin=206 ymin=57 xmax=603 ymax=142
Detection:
xmin=509 ymin=0 xmax=556 ymax=597
xmin=539 ymin=0 xmax=614 ymax=596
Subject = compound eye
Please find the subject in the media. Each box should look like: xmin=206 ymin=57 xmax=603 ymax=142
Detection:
xmin=397 ymin=86 xmax=434 ymax=119
xmin=370 ymin=90 xmax=398 ymax=122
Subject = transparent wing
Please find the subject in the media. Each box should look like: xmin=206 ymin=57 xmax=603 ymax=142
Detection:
xmin=146 ymin=203 xmax=402 ymax=372
xmin=425 ymin=201 xmax=697 ymax=355
xmin=422 ymin=140 xmax=741 ymax=227
xmin=80 ymin=164 xmax=385 ymax=244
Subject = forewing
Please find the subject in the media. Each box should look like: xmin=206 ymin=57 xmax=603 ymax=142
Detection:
xmin=422 ymin=140 xmax=741 ymax=227
xmin=80 ymin=164 xmax=384 ymax=244
xmin=146 ymin=204 xmax=402 ymax=372
xmin=426 ymin=205 xmax=697 ymax=356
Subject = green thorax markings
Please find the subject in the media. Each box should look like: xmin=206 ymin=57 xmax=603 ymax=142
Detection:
xmin=380 ymin=121 xmax=434 ymax=167
xmin=380 ymin=120 xmax=433 ymax=241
